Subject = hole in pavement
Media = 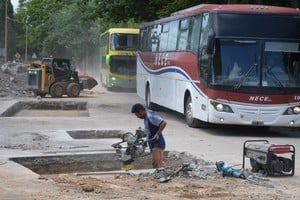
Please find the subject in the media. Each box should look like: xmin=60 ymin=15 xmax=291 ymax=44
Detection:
xmin=0 ymin=101 xmax=89 ymax=117
xmin=9 ymin=153 xmax=122 ymax=174
xmin=9 ymin=151 xmax=189 ymax=175
xmin=8 ymin=129 xmax=200 ymax=175
xmin=67 ymin=130 xmax=125 ymax=139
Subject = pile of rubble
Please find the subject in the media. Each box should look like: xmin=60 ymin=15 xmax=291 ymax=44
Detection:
xmin=0 ymin=62 xmax=32 ymax=98
xmin=135 ymin=152 xmax=274 ymax=187
xmin=151 ymin=162 xmax=273 ymax=187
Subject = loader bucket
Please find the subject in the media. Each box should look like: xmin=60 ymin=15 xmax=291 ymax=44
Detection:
xmin=79 ymin=75 xmax=98 ymax=90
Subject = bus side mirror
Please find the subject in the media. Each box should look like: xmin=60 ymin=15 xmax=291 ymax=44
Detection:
xmin=106 ymin=54 xmax=110 ymax=66
xmin=207 ymin=30 xmax=215 ymax=55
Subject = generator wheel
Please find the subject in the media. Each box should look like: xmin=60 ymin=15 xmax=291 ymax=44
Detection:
xmin=250 ymin=158 xmax=260 ymax=172
xmin=66 ymin=82 xmax=80 ymax=97
xmin=50 ymin=82 xmax=64 ymax=98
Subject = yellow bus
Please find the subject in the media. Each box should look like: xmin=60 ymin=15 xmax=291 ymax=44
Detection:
xmin=99 ymin=28 xmax=139 ymax=90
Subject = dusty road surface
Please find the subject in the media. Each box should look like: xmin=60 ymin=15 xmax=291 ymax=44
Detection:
xmin=0 ymin=82 xmax=300 ymax=199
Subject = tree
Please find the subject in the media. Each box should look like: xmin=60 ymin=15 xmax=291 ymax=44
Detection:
xmin=78 ymin=0 xmax=173 ymax=24
xmin=42 ymin=2 xmax=98 ymax=71
xmin=11 ymin=0 xmax=300 ymax=66
xmin=0 ymin=0 xmax=16 ymax=61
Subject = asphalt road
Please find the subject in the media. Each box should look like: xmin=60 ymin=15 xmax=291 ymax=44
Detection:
xmin=1 ymin=86 xmax=299 ymax=171
xmin=97 ymin=87 xmax=300 ymax=176
xmin=0 ymin=85 xmax=299 ymax=199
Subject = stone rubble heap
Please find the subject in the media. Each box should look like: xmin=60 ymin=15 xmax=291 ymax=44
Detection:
xmin=0 ymin=62 xmax=32 ymax=98
xmin=148 ymin=152 xmax=274 ymax=187
xmin=151 ymin=162 xmax=273 ymax=187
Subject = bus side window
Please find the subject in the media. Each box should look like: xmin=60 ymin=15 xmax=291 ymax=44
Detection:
xmin=167 ymin=21 xmax=179 ymax=51
xmin=159 ymin=23 xmax=169 ymax=51
xmin=199 ymin=13 xmax=209 ymax=53
xmin=140 ymin=27 xmax=152 ymax=52
xmin=189 ymin=15 xmax=202 ymax=54
xmin=100 ymin=33 xmax=109 ymax=69
xmin=151 ymin=25 xmax=161 ymax=52
xmin=177 ymin=19 xmax=189 ymax=50
xmin=199 ymin=13 xmax=210 ymax=84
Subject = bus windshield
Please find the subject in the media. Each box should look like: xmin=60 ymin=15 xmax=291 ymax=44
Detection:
xmin=110 ymin=56 xmax=136 ymax=75
xmin=111 ymin=33 xmax=138 ymax=51
xmin=212 ymin=39 xmax=300 ymax=90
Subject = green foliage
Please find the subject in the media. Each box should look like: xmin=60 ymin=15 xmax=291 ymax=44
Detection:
xmin=9 ymin=0 xmax=300 ymax=64
xmin=13 ymin=0 xmax=92 ymax=59
xmin=0 ymin=0 xmax=16 ymax=61
xmin=41 ymin=3 xmax=86 ymax=57
xmin=78 ymin=0 xmax=173 ymax=23
xmin=157 ymin=0 xmax=207 ymax=17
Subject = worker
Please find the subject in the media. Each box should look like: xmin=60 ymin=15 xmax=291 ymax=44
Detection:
xmin=131 ymin=103 xmax=167 ymax=168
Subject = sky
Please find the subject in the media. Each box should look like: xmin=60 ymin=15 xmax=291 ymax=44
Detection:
xmin=11 ymin=0 xmax=19 ymax=10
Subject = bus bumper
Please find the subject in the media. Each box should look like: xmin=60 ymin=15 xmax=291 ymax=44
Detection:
xmin=208 ymin=104 xmax=300 ymax=127
xmin=108 ymin=76 xmax=136 ymax=89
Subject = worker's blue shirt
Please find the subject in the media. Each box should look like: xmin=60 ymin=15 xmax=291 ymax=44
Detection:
xmin=144 ymin=109 xmax=166 ymax=151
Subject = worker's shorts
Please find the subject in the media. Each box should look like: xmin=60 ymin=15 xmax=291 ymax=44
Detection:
xmin=148 ymin=134 xmax=165 ymax=152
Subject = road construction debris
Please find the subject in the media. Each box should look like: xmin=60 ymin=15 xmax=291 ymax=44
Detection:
xmin=0 ymin=62 xmax=31 ymax=97
xmin=149 ymin=158 xmax=274 ymax=188
xmin=154 ymin=163 xmax=190 ymax=183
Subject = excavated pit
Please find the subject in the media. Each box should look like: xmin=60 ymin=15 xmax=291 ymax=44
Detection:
xmin=8 ymin=129 xmax=200 ymax=176
xmin=9 ymin=153 xmax=122 ymax=174
xmin=8 ymin=130 xmax=167 ymax=175
xmin=0 ymin=101 xmax=89 ymax=117
xmin=67 ymin=130 xmax=125 ymax=139
xmin=9 ymin=151 xmax=191 ymax=175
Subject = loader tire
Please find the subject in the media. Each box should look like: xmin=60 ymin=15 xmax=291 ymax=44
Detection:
xmin=50 ymin=82 xmax=64 ymax=98
xmin=66 ymin=82 xmax=80 ymax=97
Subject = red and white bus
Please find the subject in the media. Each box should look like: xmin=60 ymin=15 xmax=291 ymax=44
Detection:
xmin=137 ymin=4 xmax=300 ymax=128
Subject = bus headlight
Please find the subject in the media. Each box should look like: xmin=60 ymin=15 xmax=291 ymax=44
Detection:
xmin=283 ymin=106 xmax=300 ymax=115
xmin=210 ymin=101 xmax=234 ymax=113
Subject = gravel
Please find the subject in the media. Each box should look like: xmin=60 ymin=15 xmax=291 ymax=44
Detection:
xmin=0 ymin=62 xmax=32 ymax=98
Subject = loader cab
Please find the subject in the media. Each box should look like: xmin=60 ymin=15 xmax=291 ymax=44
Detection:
xmin=42 ymin=58 xmax=72 ymax=80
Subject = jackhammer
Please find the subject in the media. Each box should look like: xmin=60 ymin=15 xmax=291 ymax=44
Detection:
xmin=112 ymin=127 xmax=151 ymax=167
xmin=216 ymin=161 xmax=246 ymax=179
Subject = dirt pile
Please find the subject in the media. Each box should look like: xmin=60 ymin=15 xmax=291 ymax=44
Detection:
xmin=38 ymin=153 xmax=291 ymax=200
xmin=0 ymin=62 xmax=32 ymax=98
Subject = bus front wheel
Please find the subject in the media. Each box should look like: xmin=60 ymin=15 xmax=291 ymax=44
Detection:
xmin=146 ymin=86 xmax=155 ymax=110
xmin=185 ymin=96 xmax=200 ymax=128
